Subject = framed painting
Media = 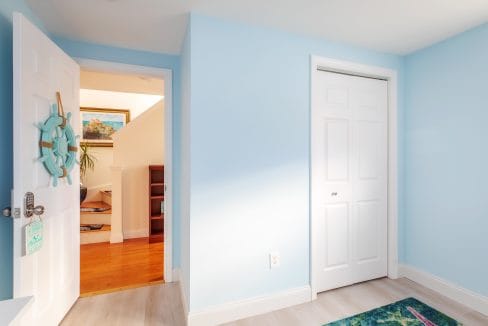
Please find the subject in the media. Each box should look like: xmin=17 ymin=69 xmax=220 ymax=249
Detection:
xmin=80 ymin=107 xmax=130 ymax=147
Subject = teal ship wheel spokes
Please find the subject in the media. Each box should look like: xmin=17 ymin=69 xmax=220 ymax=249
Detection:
xmin=38 ymin=92 xmax=79 ymax=187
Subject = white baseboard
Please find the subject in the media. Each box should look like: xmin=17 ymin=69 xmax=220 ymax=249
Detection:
xmin=399 ymin=264 xmax=488 ymax=316
xmin=110 ymin=232 xmax=123 ymax=243
xmin=173 ymin=268 xmax=189 ymax=322
xmin=187 ymin=286 xmax=311 ymax=326
xmin=123 ymin=229 xmax=148 ymax=239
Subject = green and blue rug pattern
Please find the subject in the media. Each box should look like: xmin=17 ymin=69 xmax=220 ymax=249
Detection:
xmin=326 ymin=297 xmax=461 ymax=325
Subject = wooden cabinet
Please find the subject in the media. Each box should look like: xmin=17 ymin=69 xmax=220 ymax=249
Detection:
xmin=148 ymin=165 xmax=164 ymax=243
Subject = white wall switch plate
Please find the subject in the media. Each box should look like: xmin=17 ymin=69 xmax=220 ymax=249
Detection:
xmin=269 ymin=252 xmax=280 ymax=269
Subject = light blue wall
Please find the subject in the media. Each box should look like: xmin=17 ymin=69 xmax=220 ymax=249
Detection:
xmin=0 ymin=0 xmax=46 ymax=301
xmin=54 ymin=38 xmax=182 ymax=269
xmin=187 ymin=13 xmax=405 ymax=311
xmin=405 ymin=23 xmax=488 ymax=296
xmin=179 ymin=22 xmax=191 ymax=309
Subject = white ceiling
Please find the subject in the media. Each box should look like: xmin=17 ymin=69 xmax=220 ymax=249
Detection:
xmin=80 ymin=70 xmax=164 ymax=95
xmin=80 ymin=89 xmax=163 ymax=120
xmin=27 ymin=0 xmax=488 ymax=55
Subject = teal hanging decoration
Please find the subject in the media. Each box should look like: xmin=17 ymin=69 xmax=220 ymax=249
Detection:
xmin=38 ymin=92 xmax=79 ymax=187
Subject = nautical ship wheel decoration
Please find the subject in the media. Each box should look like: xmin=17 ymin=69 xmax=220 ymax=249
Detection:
xmin=38 ymin=92 xmax=79 ymax=187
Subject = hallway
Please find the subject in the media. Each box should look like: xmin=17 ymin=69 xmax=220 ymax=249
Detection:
xmin=81 ymin=238 xmax=164 ymax=296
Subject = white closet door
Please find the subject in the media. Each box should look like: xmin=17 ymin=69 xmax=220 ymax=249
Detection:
xmin=312 ymin=70 xmax=387 ymax=292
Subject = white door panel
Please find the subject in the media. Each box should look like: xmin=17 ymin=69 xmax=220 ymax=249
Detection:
xmin=356 ymin=200 xmax=380 ymax=261
xmin=13 ymin=13 xmax=80 ymax=325
xmin=313 ymin=71 xmax=387 ymax=293
xmin=324 ymin=204 xmax=349 ymax=269
xmin=325 ymin=119 xmax=349 ymax=181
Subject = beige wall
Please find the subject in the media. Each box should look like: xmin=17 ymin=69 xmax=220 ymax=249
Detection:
xmin=112 ymin=101 xmax=164 ymax=238
xmin=80 ymin=90 xmax=163 ymax=195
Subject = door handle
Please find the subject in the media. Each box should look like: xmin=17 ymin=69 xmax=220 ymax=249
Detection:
xmin=27 ymin=205 xmax=45 ymax=217
xmin=24 ymin=192 xmax=45 ymax=217
xmin=331 ymin=192 xmax=338 ymax=196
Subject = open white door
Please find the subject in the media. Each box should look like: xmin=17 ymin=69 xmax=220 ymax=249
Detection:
xmin=12 ymin=13 xmax=80 ymax=325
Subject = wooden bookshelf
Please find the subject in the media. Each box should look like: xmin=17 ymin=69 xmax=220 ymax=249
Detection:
xmin=148 ymin=165 xmax=164 ymax=243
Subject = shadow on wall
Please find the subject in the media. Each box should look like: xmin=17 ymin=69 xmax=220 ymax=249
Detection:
xmin=0 ymin=12 xmax=14 ymax=301
xmin=190 ymin=159 xmax=310 ymax=308
xmin=121 ymin=166 xmax=153 ymax=237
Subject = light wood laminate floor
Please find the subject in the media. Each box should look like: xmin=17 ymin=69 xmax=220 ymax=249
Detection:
xmin=63 ymin=277 xmax=488 ymax=326
xmin=226 ymin=278 xmax=488 ymax=326
xmin=62 ymin=283 xmax=185 ymax=326
xmin=80 ymin=237 xmax=164 ymax=296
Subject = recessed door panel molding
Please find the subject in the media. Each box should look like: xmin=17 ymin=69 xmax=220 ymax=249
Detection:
xmin=314 ymin=70 xmax=388 ymax=293
xmin=324 ymin=203 xmax=349 ymax=269
xmin=325 ymin=88 xmax=349 ymax=114
xmin=316 ymin=73 xmax=352 ymax=118
xmin=33 ymin=96 xmax=52 ymax=188
xmin=325 ymin=119 xmax=349 ymax=181
xmin=355 ymin=200 xmax=380 ymax=262
xmin=357 ymin=122 xmax=381 ymax=180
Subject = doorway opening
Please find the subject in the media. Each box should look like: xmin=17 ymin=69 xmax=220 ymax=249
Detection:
xmin=76 ymin=60 xmax=173 ymax=296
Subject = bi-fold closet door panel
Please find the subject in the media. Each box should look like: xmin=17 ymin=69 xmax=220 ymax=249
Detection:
xmin=313 ymin=70 xmax=387 ymax=292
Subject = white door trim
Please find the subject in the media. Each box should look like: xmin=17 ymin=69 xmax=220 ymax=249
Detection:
xmin=310 ymin=55 xmax=398 ymax=299
xmin=75 ymin=58 xmax=174 ymax=282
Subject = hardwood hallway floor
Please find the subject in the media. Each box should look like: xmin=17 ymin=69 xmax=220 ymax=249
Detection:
xmin=80 ymin=237 xmax=164 ymax=296
xmin=62 ymin=277 xmax=487 ymax=325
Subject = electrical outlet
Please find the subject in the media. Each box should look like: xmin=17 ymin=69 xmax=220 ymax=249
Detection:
xmin=269 ymin=252 xmax=280 ymax=269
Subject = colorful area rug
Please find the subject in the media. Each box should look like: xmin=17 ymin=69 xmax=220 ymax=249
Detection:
xmin=326 ymin=297 xmax=461 ymax=325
